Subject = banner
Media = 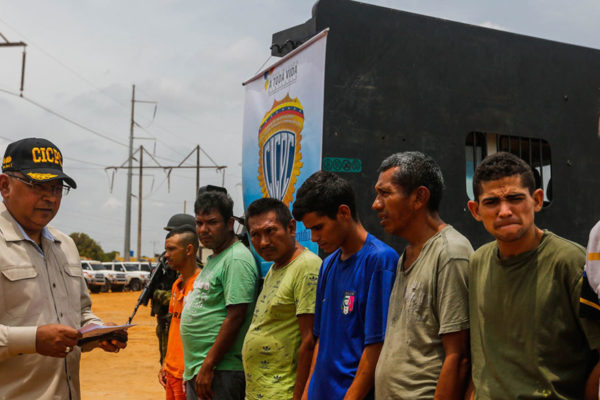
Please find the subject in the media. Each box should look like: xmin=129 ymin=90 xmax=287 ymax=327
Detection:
xmin=242 ymin=29 xmax=327 ymax=276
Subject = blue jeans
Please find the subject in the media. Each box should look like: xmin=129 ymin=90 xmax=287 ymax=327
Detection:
xmin=185 ymin=370 xmax=245 ymax=400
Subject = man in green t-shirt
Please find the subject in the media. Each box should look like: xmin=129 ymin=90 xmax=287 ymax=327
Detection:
xmin=372 ymin=151 xmax=472 ymax=399
xmin=466 ymin=152 xmax=600 ymax=399
xmin=242 ymin=198 xmax=321 ymax=400
xmin=180 ymin=190 xmax=259 ymax=400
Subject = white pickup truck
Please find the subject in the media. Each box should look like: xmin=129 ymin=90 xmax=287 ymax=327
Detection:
xmin=80 ymin=260 xmax=108 ymax=293
xmin=119 ymin=262 xmax=151 ymax=291
xmin=101 ymin=261 xmax=128 ymax=292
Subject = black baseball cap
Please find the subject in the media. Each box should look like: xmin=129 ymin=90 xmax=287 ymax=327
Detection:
xmin=2 ymin=138 xmax=77 ymax=189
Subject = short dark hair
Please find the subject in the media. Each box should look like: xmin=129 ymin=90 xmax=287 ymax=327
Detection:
xmin=472 ymin=152 xmax=536 ymax=201
xmin=246 ymin=198 xmax=292 ymax=229
xmin=377 ymin=151 xmax=445 ymax=212
xmin=194 ymin=190 xmax=233 ymax=221
xmin=292 ymin=170 xmax=357 ymax=221
xmin=166 ymin=225 xmax=199 ymax=252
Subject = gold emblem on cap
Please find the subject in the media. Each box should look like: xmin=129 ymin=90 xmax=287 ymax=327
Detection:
xmin=26 ymin=172 xmax=58 ymax=180
xmin=2 ymin=156 xmax=12 ymax=169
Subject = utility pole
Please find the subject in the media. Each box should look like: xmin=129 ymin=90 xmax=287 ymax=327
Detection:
xmin=123 ymin=85 xmax=157 ymax=261
xmin=124 ymin=85 xmax=135 ymax=261
xmin=0 ymin=33 xmax=27 ymax=95
xmin=137 ymin=146 xmax=144 ymax=259
xmin=107 ymin=145 xmax=225 ymax=260
xmin=196 ymin=145 xmax=200 ymax=194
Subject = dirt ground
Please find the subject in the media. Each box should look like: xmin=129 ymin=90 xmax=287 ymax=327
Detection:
xmin=80 ymin=292 xmax=164 ymax=400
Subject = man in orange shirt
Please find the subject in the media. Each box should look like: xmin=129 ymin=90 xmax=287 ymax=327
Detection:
xmin=158 ymin=225 xmax=201 ymax=400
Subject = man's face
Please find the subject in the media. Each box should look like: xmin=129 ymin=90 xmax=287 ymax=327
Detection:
xmin=195 ymin=208 xmax=232 ymax=251
xmin=248 ymin=211 xmax=296 ymax=265
xmin=467 ymin=174 xmax=543 ymax=243
xmin=301 ymin=210 xmax=345 ymax=254
xmin=372 ymin=167 xmax=415 ymax=237
xmin=164 ymin=235 xmax=188 ymax=272
xmin=0 ymin=173 xmax=62 ymax=237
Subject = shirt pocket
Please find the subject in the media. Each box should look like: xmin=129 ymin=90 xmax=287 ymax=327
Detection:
xmin=1 ymin=265 xmax=40 ymax=318
xmin=64 ymin=265 xmax=83 ymax=310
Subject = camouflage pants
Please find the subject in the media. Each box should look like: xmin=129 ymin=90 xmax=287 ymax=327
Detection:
xmin=156 ymin=316 xmax=171 ymax=364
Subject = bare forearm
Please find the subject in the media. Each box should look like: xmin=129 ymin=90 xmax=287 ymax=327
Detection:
xmin=434 ymin=353 xmax=470 ymax=400
xmin=301 ymin=339 xmax=319 ymax=400
xmin=344 ymin=342 xmax=383 ymax=400
xmin=293 ymin=338 xmax=315 ymax=400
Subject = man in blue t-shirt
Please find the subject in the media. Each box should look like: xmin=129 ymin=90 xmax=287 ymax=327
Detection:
xmin=292 ymin=171 xmax=398 ymax=400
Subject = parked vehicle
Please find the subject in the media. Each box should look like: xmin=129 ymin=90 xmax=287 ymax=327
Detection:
xmin=80 ymin=260 xmax=107 ymax=294
xmin=101 ymin=261 xmax=128 ymax=292
xmin=121 ymin=262 xmax=151 ymax=291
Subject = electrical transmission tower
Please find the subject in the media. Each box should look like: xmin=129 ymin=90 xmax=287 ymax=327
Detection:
xmin=106 ymin=144 xmax=226 ymax=260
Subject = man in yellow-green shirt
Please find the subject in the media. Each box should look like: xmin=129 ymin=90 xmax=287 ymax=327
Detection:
xmin=242 ymin=198 xmax=321 ymax=400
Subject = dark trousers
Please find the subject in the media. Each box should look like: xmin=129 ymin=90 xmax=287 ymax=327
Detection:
xmin=185 ymin=370 xmax=245 ymax=400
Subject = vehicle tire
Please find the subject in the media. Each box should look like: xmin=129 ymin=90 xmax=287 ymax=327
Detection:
xmin=111 ymin=285 xmax=124 ymax=292
xmin=90 ymin=286 xmax=101 ymax=294
xmin=129 ymin=279 xmax=141 ymax=291
xmin=101 ymin=282 xmax=109 ymax=292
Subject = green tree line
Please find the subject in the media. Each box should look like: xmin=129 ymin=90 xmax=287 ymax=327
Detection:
xmin=69 ymin=232 xmax=118 ymax=262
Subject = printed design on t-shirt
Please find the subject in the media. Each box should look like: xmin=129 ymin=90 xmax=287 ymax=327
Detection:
xmin=342 ymin=291 xmax=355 ymax=315
xmin=405 ymin=282 xmax=428 ymax=322
xmin=185 ymin=271 xmax=212 ymax=314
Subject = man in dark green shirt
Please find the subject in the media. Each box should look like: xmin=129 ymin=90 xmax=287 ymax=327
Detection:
xmin=466 ymin=152 xmax=600 ymax=400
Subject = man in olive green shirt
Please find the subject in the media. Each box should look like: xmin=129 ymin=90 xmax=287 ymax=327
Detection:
xmin=373 ymin=152 xmax=472 ymax=399
xmin=467 ymin=152 xmax=600 ymax=399
xmin=180 ymin=189 xmax=258 ymax=400
xmin=242 ymin=198 xmax=320 ymax=400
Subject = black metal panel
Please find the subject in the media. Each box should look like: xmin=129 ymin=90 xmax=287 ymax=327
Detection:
xmin=277 ymin=0 xmax=600 ymax=250
xmin=271 ymin=17 xmax=317 ymax=57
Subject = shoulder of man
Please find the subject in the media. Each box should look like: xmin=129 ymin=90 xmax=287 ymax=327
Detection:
xmin=220 ymin=241 xmax=258 ymax=279
xmin=317 ymin=248 xmax=342 ymax=281
xmin=469 ymin=240 xmax=498 ymax=267
xmin=296 ymin=248 xmax=322 ymax=265
xmin=361 ymin=233 xmax=399 ymax=273
xmin=47 ymin=225 xmax=69 ymax=240
xmin=290 ymin=249 xmax=322 ymax=275
xmin=436 ymin=226 xmax=474 ymax=264
xmin=589 ymin=220 xmax=600 ymax=244
xmin=226 ymin=241 xmax=256 ymax=263
xmin=543 ymin=231 xmax=586 ymax=263
xmin=47 ymin=225 xmax=78 ymax=252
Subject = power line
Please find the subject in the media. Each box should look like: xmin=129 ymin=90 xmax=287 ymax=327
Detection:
xmin=0 ymin=87 xmax=128 ymax=147
xmin=0 ymin=135 xmax=109 ymax=168
xmin=0 ymin=23 xmax=223 ymax=174
xmin=0 ymin=16 xmax=132 ymax=114
xmin=0 ymin=20 xmax=211 ymax=159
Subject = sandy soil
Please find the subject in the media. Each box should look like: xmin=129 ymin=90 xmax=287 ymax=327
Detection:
xmin=80 ymin=292 xmax=164 ymax=400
